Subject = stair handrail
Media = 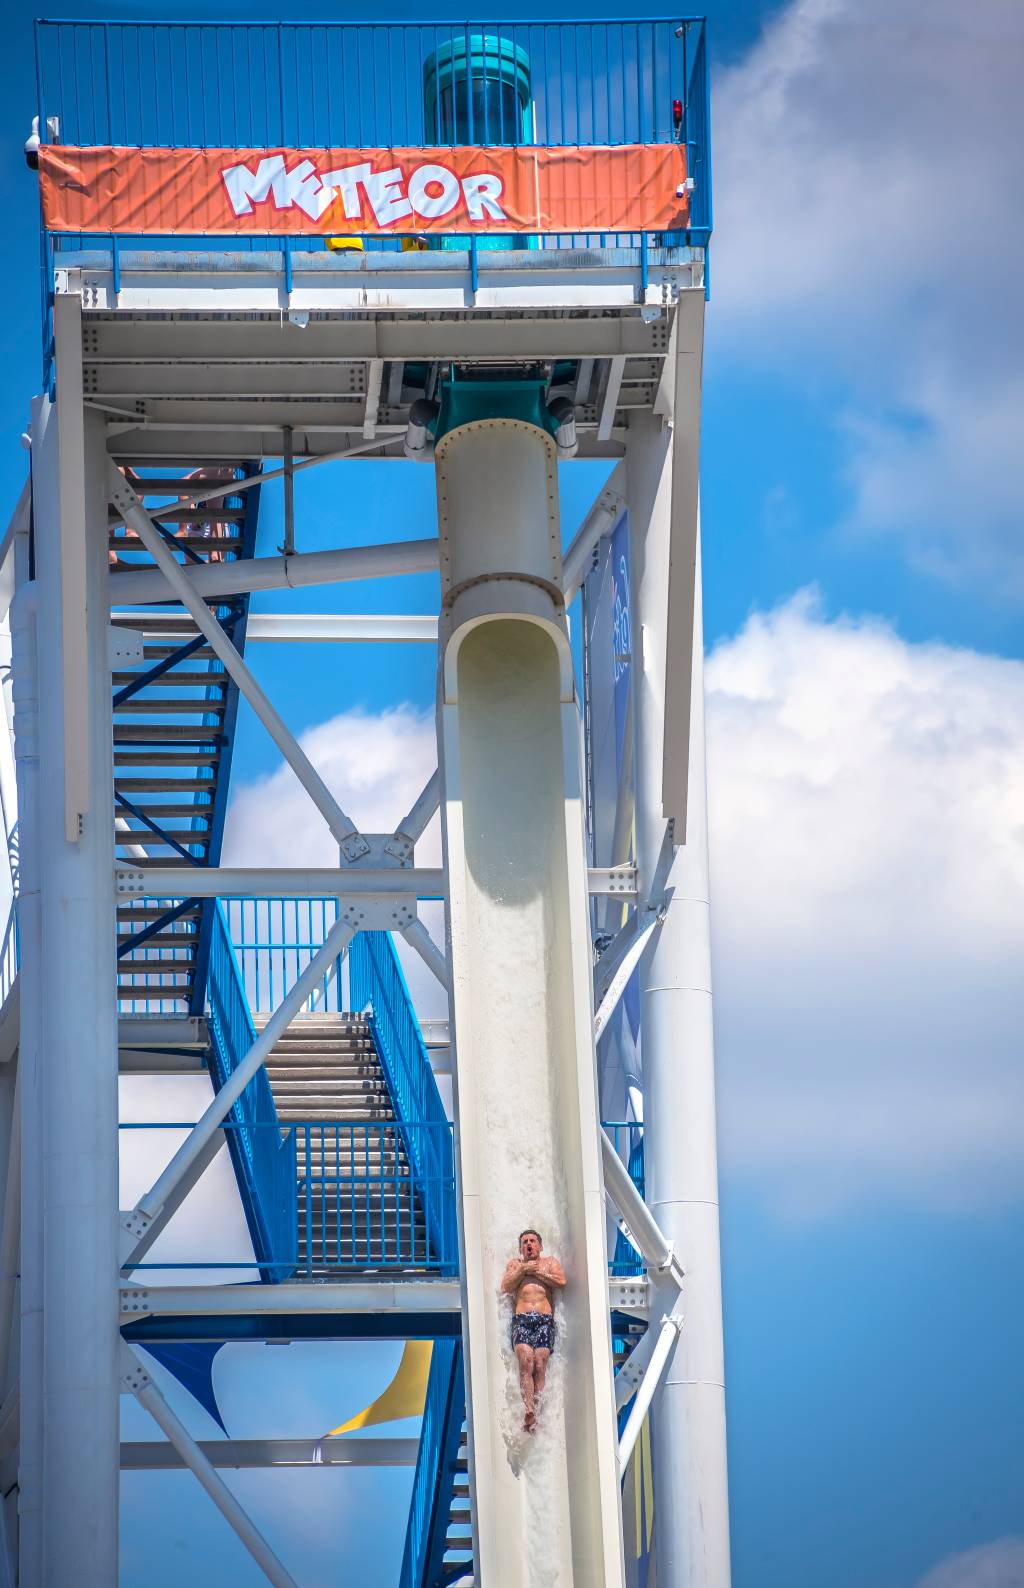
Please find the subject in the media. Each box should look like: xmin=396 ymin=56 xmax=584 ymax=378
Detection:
xmin=349 ymin=931 xmax=457 ymax=1274
xmin=206 ymin=900 xmax=297 ymax=1281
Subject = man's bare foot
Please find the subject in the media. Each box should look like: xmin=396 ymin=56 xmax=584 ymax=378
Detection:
xmin=524 ymin=1409 xmax=536 ymax=1433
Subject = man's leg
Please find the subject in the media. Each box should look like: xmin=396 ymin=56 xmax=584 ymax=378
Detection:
xmin=514 ymin=1343 xmax=536 ymax=1428
xmin=533 ymin=1346 xmax=551 ymax=1403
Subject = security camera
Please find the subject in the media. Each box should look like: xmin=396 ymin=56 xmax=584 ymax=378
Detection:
xmin=24 ymin=115 xmax=40 ymax=171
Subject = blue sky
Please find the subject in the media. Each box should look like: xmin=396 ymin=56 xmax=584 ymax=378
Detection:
xmin=4 ymin=1 xmax=1024 ymax=1585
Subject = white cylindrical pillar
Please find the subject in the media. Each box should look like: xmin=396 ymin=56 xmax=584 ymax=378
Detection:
xmin=10 ymin=572 xmax=43 ymax=1584
xmin=34 ymin=402 xmax=120 ymax=1584
xmin=627 ymin=414 xmax=731 ymax=1587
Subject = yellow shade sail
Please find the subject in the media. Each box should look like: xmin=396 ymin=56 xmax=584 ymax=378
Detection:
xmin=325 ymin=1340 xmax=433 ymax=1437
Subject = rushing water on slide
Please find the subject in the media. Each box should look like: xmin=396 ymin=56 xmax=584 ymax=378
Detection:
xmin=447 ymin=618 xmax=622 ymax=1586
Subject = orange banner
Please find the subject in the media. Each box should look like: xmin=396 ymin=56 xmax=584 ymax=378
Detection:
xmin=39 ymin=144 xmax=688 ymax=237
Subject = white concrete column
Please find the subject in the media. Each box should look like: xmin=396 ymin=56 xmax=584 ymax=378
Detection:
xmin=10 ymin=560 xmax=43 ymax=1584
xmin=33 ymin=390 xmax=120 ymax=1585
xmin=626 ymin=414 xmax=731 ymax=1587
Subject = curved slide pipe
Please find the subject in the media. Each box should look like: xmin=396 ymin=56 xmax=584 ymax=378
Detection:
xmin=436 ymin=418 xmax=624 ymax=1586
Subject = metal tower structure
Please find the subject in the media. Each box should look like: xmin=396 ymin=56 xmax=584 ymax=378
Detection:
xmin=0 ymin=16 xmax=727 ymax=1586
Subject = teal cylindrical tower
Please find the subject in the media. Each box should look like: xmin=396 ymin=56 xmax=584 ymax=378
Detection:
xmin=423 ymin=35 xmax=533 ymax=253
xmin=423 ymin=35 xmax=532 ymax=146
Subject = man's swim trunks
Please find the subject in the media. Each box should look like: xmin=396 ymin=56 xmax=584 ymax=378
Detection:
xmin=510 ymin=1311 xmax=556 ymax=1352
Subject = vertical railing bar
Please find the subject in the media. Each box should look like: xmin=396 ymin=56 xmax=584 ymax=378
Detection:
xmin=304 ymin=1125 xmax=312 ymax=1277
xmin=277 ymin=21 xmax=285 ymax=144
xmin=319 ymin=1120 xmax=326 ymax=1274
xmin=365 ymin=1121 xmax=371 ymax=1268
xmin=334 ymin=1122 xmax=340 ymax=1268
xmin=350 ymin=1122 xmax=356 ymax=1268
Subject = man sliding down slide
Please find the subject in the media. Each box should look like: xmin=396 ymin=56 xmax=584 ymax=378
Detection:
xmin=501 ymin=1231 xmax=566 ymax=1432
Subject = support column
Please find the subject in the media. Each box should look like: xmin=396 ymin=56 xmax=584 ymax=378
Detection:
xmin=627 ymin=414 xmax=731 ymax=1587
xmin=10 ymin=543 xmax=42 ymax=1585
xmin=33 ymin=380 xmax=120 ymax=1583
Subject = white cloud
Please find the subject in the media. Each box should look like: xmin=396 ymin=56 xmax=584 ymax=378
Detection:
xmin=223 ymin=704 xmax=448 ymax=1020
xmin=711 ymin=0 xmax=1024 ymax=590
xmin=220 ymin=607 xmax=1024 ymax=1218
xmin=707 ymin=591 xmax=1024 ymax=1215
xmin=916 ymin=1538 xmax=1024 ymax=1588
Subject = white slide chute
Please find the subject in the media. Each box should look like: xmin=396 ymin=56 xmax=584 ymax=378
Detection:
xmin=437 ymin=417 xmax=625 ymax=1587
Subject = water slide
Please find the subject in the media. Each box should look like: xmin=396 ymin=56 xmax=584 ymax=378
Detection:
xmin=436 ymin=412 xmax=625 ymax=1586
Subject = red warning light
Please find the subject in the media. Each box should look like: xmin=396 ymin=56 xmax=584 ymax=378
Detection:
xmin=672 ymin=98 xmax=683 ymax=130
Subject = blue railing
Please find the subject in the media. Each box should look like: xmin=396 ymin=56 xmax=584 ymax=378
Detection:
xmin=296 ymin=1120 xmax=457 ymax=1275
xmin=224 ymin=895 xmax=347 ymax=1014
xmin=33 ymin=18 xmax=711 ymax=263
xmin=605 ymin=1121 xmax=646 ymax=1277
xmin=350 ymin=931 xmax=458 ymax=1276
xmin=400 ymin=1338 xmax=465 ymax=1588
xmin=205 ymin=901 xmax=297 ymax=1280
xmin=36 ymin=19 xmax=707 ymax=153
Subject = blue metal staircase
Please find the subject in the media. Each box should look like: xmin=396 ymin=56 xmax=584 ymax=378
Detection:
xmin=112 ymin=466 xmax=261 ymax=1015
xmin=203 ymin=921 xmax=457 ymax=1285
xmin=401 ymin=1340 xmax=472 ymax=1588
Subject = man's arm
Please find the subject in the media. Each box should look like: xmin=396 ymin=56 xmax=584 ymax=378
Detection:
xmin=537 ymin=1256 xmax=566 ymax=1289
xmin=500 ymin=1259 xmax=524 ymax=1295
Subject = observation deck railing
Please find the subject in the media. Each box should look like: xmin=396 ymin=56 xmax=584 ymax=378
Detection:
xmin=33 ymin=16 xmax=710 ymax=344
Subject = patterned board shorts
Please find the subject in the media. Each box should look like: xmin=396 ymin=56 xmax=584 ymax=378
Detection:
xmin=510 ymin=1311 xmax=556 ymax=1353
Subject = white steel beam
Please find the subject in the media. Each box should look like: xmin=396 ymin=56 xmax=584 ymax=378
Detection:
xmin=84 ymin=312 xmax=682 ymax=365
xmin=659 ymin=313 xmax=705 ymax=831
xmin=115 ymin=864 xmax=628 ymax=900
xmin=400 ymin=917 xmax=450 ymax=993
xmin=35 ymin=402 xmax=120 ymax=1585
xmin=121 ymin=1437 xmax=419 ymax=1470
xmin=108 ymin=467 xmax=371 ymax=861
xmin=280 ymin=426 xmax=295 ymax=555
xmin=53 ymin=295 xmax=90 ymax=841
xmin=420 ymin=1019 xmax=450 ymax=1049
xmin=244 ymin=614 xmax=437 ymax=644
xmin=593 ymin=910 xmax=663 ymax=1040
xmin=59 ymin=255 xmax=700 ymax=316
xmin=600 ymin=1129 xmax=682 ymax=1286
xmin=118 ymin=1276 xmax=649 ymax=1321
xmin=119 ymin=1279 xmax=463 ymax=1319
xmin=0 ymin=1068 xmax=20 ymax=1388
xmin=9 ymin=573 xmax=43 ymax=1578
xmin=118 ymin=1016 xmax=207 ymax=1049
xmin=598 ymin=355 xmax=627 ymax=443
xmin=561 ymin=463 xmax=626 ymax=601
xmin=0 ymin=479 xmax=30 ymax=625
xmin=387 ymin=769 xmax=440 ymax=862
xmin=107 ymin=537 xmax=439 ymax=606
xmin=124 ymin=916 xmax=355 ymax=1246
xmin=617 ymin=1305 xmax=685 ymax=1476
xmin=363 ymin=358 xmax=383 ymax=440
xmin=118 ymin=1049 xmax=207 ymax=1075
xmin=628 ymin=410 xmax=730 ymax=1586
xmin=107 ymin=440 xmax=392 ymax=527
xmin=117 ymin=865 xmax=446 ymax=900
xmin=121 ymin=1347 xmax=298 ymax=1588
